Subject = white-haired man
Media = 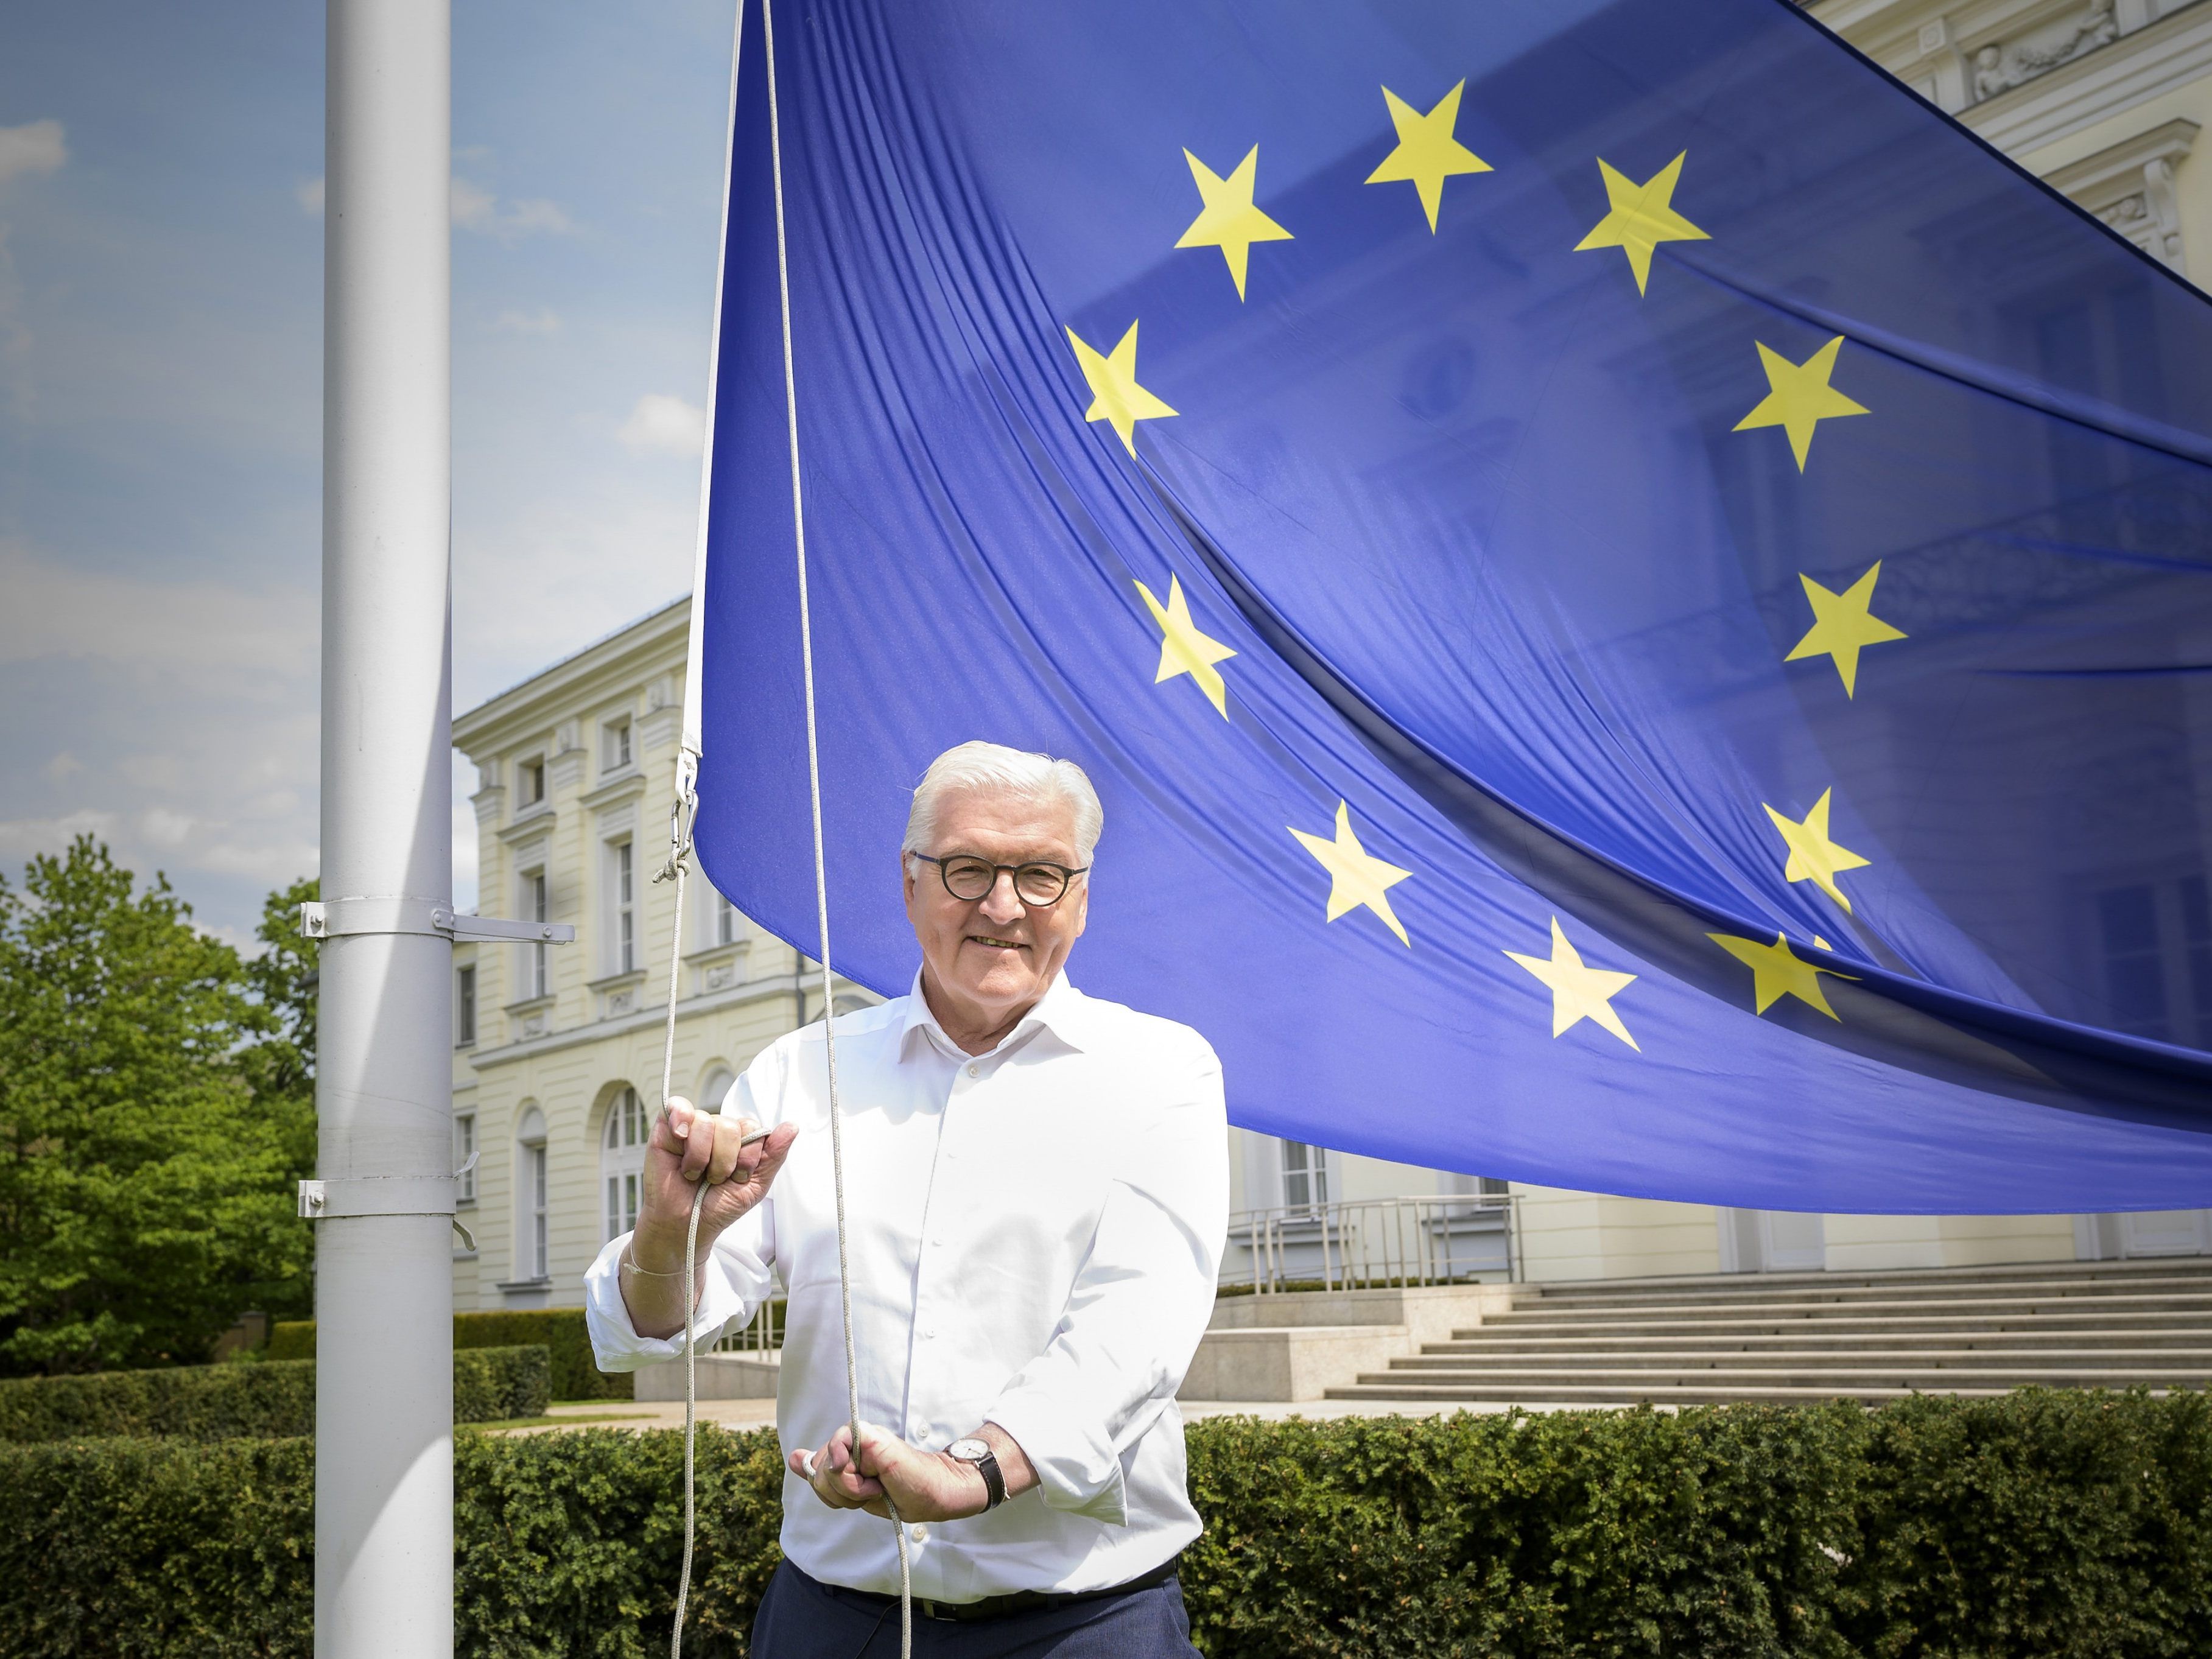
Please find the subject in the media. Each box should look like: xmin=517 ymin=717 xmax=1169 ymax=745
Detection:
xmin=585 ymin=741 xmax=1228 ymax=1656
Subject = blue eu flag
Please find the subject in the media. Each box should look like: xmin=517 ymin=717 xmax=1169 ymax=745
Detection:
xmin=693 ymin=0 xmax=2212 ymax=1213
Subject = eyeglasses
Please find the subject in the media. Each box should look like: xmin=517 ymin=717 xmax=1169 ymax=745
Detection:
xmin=911 ymin=852 xmax=1089 ymax=907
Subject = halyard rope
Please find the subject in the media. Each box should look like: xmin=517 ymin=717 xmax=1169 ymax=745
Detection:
xmin=661 ymin=2 xmax=913 ymax=1654
xmin=762 ymin=0 xmax=916 ymax=1645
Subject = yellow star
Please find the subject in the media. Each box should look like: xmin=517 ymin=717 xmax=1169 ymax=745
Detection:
xmin=1785 ymin=563 xmax=1906 ymax=698
xmin=1364 ymin=82 xmax=1491 ymax=232
xmin=1064 ymin=321 xmax=1178 ymax=457
xmin=1505 ymin=916 xmax=1640 ymax=1050
xmin=1573 ymin=152 xmax=1709 ymax=295
xmin=1733 ymin=335 xmax=1869 ymax=471
xmin=1762 ymin=788 xmax=1871 ymax=912
xmin=1134 ymin=574 xmax=1236 ymax=717
xmin=1174 ymin=147 xmax=1293 ymax=301
xmin=1707 ymin=931 xmax=1856 ymax=1020
xmin=1288 ymin=800 xmax=1413 ymax=947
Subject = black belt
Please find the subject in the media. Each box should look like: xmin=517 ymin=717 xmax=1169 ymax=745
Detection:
xmin=808 ymin=1552 xmax=1182 ymax=1624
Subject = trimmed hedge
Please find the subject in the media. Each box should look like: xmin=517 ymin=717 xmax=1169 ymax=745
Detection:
xmin=270 ymin=1308 xmax=630 ymax=1401
xmin=2 ymin=1393 xmax=2209 ymax=1656
xmin=0 ymin=1346 xmax=549 ymax=1442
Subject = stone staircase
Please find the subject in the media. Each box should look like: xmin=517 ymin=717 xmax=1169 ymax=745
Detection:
xmin=1322 ymin=1257 xmax=2212 ymax=1406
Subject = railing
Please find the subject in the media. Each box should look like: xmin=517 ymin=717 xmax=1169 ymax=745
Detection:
xmin=711 ymin=1297 xmax=784 ymax=1355
xmin=1226 ymin=1193 xmax=1522 ymax=1291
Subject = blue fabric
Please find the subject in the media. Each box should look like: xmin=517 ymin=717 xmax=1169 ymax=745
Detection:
xmin=694 ymin=0 xmax=2212 ymax=1213
xmin=751 ymin=1561 xmax=1202 ymax=1658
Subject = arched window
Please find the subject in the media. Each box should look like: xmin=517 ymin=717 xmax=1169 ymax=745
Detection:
xmin=515 ymin=1104 xmax=549 ymax=1281
xmin=601 ymin=1086 xmax=648 ymax=1243
xmin=700 ymin=1068 xmax=737 ymax=1116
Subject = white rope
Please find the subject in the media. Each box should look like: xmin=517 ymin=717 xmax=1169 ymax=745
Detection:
xmin=764 ymin=0 xmax=913 ymax=1651
xmin=650 ymin=777 xmax=709 ymax=1658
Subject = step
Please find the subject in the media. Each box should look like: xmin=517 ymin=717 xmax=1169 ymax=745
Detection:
xmin=1455 ymin=1308 xmax=2212 ymax=1341
xmin=1506 ymin=1258 xmax=2212 ymax=1303
xmin=1491 ymin=1290 xmax=2212 ymax=1324
xmin=1322 ymin=1380 xmax=2171 ymax=1406
xmin=1425 ymin=1328 xmax=2212 ymax=1355
xmin=1387 ymin=1348 xmax=2212 ymax=1373
xmin=1350 ymin=1363 xmax=2209 ymax=1391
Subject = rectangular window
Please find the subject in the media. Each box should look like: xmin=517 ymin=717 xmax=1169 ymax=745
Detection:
xmin=613 ymin=841 xmax=634 ymax=975
xmin=519 ymin=757 xmax=546 ymax=807
xmin=603 ymin=718 xmax=632 ymax=772
xmin=525 ymin=871 xmax=549 ymax=1000
xmin=528 ymin=1144 xmax=548 ymax=1278
xmin=1282 ymin=1140 xmax=1329 ymax=1210
xmin=454 ymin=1112 xmax=477 ymax=1204
xmin=715 ymin=891 xmax=737 ymax=949
xmin=455 ymin=964 xmax=476 ymax=1046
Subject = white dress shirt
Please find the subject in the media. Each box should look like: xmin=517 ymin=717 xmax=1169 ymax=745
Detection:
xmin=584 ymin=971 xmax=1228 ymax=1600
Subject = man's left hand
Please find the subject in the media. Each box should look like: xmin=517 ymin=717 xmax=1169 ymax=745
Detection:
xmin=788 ymin=1422 xmax=1031 ymax=1521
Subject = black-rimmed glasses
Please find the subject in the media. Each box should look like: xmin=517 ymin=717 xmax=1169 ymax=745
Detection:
xmin=911 ymin=852 xmax=1088 ymax=907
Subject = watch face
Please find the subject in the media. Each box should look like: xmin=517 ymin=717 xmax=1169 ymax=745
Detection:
xmin=946 ymin=1437 xmax=989 ymax=1462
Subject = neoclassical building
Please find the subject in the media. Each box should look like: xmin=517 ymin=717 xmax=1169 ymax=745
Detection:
xmin=451 ymin=2 xmax=2210 ymax=1308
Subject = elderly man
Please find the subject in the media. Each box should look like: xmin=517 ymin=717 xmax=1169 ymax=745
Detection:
xmin=585 ymin=741 xmax=1228 ymax=1656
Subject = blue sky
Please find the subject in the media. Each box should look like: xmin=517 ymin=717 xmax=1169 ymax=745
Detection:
xmin=1 ymin=1 xmax=736 ymax=944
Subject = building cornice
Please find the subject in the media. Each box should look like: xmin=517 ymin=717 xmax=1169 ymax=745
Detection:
xmin=1965 ymin=1 xmax=2212 ymax=155
xmin=467 ymin=971 xmax=868 ymax=1070
xmin=454 ymin=597 xmax=691 ymax=761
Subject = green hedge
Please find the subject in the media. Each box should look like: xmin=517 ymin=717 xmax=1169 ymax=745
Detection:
xmin=0 ymin=1347 xmax=548 ymax=1442
xmin=271 ymin=1308 xmax=630 ymax=1401
xmin=2 ymin=1393 xmax=2209 ymax=1656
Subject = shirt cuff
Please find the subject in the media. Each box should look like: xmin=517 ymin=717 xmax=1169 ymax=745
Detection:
xmin=983 ymin=1391 xmax=1131 ymax=1526
xmin=581 ymin=1232 xmax=753 ymax=1372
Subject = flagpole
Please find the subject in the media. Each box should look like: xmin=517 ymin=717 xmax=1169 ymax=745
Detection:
xmin=315 ymin=0 xmax=455 ymax=1652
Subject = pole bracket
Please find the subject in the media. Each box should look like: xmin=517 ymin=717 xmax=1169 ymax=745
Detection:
xmin=298 ymin=1176 xmax=459 ymax=1219
xmin=300 ymin=898 xmax=575 ymax=944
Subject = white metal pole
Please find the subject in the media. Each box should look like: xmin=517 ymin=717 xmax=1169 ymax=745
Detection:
xmin=317 ymin=0 xmax=454 ymax=1654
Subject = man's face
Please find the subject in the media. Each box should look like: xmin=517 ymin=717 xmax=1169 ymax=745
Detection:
xmin=902 ymin=787 xmax=1089 ymax=1031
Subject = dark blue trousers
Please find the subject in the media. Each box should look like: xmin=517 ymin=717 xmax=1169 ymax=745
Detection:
xmin=751 ymin=1560 xmax=1203 ymax=1658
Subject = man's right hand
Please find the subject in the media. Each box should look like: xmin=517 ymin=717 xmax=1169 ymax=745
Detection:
xmin=627 ymin=1096 xmax=800 ymax=1271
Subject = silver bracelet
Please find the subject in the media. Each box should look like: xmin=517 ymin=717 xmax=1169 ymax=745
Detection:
xmin=620 ymin=1244 xmax=706 ymax=1278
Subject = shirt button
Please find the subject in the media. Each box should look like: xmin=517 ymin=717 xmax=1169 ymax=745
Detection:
xmin=910 ymin=1524 xmax=930 ymax=1543
xmin=966 ymin=1064 xmax=979 ymax=1078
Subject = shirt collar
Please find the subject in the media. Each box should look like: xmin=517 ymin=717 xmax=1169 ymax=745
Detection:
xmin=897 ymin=966 xmax=1094 ymax=1061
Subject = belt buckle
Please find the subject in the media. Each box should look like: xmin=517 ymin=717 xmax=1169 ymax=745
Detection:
xmin=918 ymin=1598 xmax=950 ymax=1622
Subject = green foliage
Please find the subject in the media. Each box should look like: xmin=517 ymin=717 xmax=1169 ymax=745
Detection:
xmin=0 ymin=1346 xmax=548 ymax=1442
xmin=270 ymin=1308 xmax=635 ymax=1401
xmin=454 ymin=1345 xmax=553 ymax=1425
xmin=3 ymin=1394 xmax=2211 ymax=1656
xmin=0 ymin=838 xmax=317 ymax=1374
xmin=0 ymin=1435 xmax=315 ymax=1657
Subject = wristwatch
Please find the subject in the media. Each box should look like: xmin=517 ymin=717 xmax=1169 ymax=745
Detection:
xmin=945 ymin=1437 xmax=1005 ymax=1511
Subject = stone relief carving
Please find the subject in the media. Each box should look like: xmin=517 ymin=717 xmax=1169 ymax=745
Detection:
xmin=1972 ymin=1 xmax=2118 ymax=101
xmin=606 ymin=988 xmax=635 ymax=1017
xmin=703 ymin=961 xmax=737 ymax=993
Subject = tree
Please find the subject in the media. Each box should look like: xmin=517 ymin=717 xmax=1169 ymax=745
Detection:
xmin=0 ymin=839 xmax=315 ymax=1373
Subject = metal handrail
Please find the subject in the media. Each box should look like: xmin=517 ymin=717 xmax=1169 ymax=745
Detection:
xmin=1226 ymin=1191 xmax=1522 ymax=1291
xmin=710 ymin=1296 xmax=783 ymax=1355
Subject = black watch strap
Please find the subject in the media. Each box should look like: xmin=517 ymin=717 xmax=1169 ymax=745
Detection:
xmin=952 ymin=1439 xmax=1006 ymax=1510
xmin=973 ymin=1445 xmax=1005 ymax=1510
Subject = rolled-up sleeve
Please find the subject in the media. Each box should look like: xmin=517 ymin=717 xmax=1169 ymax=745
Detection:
xmin=983 ymin=1036 xmax=1227 ymax=1523
xmin=583 ymin=1198 xmax=778 ymax=1372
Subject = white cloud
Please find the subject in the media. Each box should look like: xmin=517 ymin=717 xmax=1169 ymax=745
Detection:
xmin=495 ymin=306 xmax=562 ymax=335
xmin=0 ymin=539 xmax=314 ymax=684
xmin=44 ymin=750 xmax=82 ymax=782
xmin=452 ymin=177 xmax=576 ymax=238
xmin=617 ymin=391 xmax=706 ymax=458
xmin=295 ymin=175 xmax=325 ymax=215
xmin=0 ymin=808 xmax=121 ymax=865
xmin=0 ymin=119 xmax=66 ymax=188
xmin=140 ymin=805 xmax=195 ymax=847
